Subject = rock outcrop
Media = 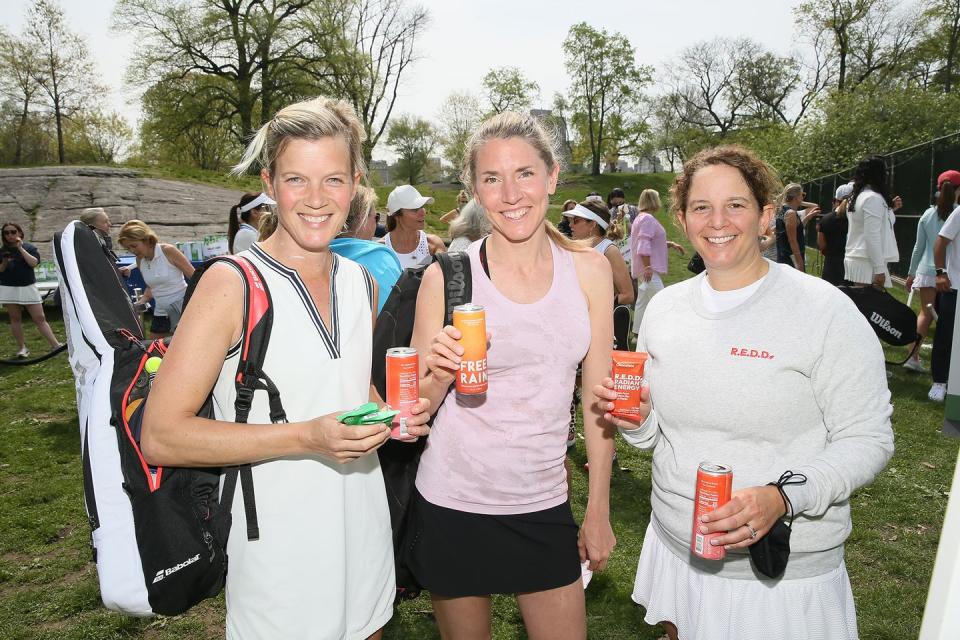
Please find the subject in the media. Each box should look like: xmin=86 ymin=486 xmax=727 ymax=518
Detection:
xmin=0 ymin=166 xmax=246 ymax=253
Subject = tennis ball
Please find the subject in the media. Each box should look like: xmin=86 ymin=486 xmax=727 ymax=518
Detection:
xmin=144 ymin=356 xmax=163 ymax=374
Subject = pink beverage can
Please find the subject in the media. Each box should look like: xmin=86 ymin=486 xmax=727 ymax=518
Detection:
xmin=691 ymin=462 xmax=733 ymax=560
xmin=386 ymin=347 xmax=419 ymax=441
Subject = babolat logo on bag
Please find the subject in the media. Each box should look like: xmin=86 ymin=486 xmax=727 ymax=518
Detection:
xmin=153 ymin=554 xmax=201 ymax=584
xmin=869 ymin=312 xmax=903 ymax=340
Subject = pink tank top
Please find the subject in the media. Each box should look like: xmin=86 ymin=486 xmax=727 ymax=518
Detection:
xmin=416 ymin=238 xmax=591 ymax=515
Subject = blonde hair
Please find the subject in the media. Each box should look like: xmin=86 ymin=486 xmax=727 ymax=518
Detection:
xmin=118 ymin=220 xmax=159 ymax=248
xmin=80 ymin=207 xmax=107 ymax=226
xmin=348 ymin=185 xmax=379 ymax=235
xmin=461 ymin=111 xmax=581 ymax=252
xmin=258 ymin=211 xmax=278 ymax=241
xmin=233 ymin=96 xmax=367 ymax=178
xmin=782 ymin=183 xmax=803 ymax=204
xmin=637 ymin=189 xmax=661 ymax=213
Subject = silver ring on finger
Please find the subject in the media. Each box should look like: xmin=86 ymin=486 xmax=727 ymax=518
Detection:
xmin=745 ymin=523 xmax=758 ymax=540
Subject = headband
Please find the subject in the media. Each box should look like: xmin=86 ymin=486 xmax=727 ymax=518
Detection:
xmin=239 ymin=193 xmax=276 ymax=213
xmin=566 ymin=204 xmax=609 ymax=230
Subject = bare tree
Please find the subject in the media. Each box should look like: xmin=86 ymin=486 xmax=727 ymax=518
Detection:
xmin=663 ymin=38 xmax=749 ymax=137
xmin=0 ymin=32 xmax=43 ymax=165
xmin=25 ymin=0 xmax=100 ymax=164
xmin=796 ymin=0 xmax=921 ymax=91
xmin=319 ymin=0 xmax=428 ymax=162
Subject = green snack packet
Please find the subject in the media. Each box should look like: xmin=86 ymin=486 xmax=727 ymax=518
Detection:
xmin=359 ymin=409 xmax=399 ymax=425
xmin=337 ymin=402 xmax=380 ymax=425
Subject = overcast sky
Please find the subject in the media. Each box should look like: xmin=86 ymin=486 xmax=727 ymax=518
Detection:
xmin=3 ymin=0 xmax=801 ymax=161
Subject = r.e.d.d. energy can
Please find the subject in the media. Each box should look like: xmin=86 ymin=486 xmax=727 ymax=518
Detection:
xmin=385 ymin=347 xmax=419 ymax=441
xmin=452 ymin=303 xmax=487 ymax=395
xmin=691 ymin=462 xmax=733 ymax=560
xmin=611 ymin=351 xmax=648 ymax=418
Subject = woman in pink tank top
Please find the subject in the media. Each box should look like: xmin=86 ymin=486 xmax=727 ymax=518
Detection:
xmin=406 ymin=112 xmax=616 ymax=639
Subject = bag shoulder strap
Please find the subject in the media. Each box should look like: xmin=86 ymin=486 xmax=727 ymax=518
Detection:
xmin=435 ymin=251 xmax=472 ymax=326
xmin=188 ymin=255 xmax=279 ymax=541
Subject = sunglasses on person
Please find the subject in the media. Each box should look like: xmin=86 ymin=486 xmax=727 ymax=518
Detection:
xmin=2 ymin=229 xmax=18 ymax=236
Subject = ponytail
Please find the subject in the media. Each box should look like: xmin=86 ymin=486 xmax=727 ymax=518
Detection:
xmin=228 ymin=204 xmax=241 ymax=253
xmin=605 ymin=214 xmax=624 ymax=241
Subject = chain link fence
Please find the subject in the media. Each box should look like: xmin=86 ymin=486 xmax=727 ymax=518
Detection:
xmin=802 ymin=131 xmax=960 ymax=276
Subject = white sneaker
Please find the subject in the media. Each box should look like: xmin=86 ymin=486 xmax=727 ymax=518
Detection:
xmin=929 ymin=383 xmax=947 ymax=402
xmin=903 ymin=358 xmax=925 ymax=373
xmin=15 ymin=346 xmax=28 ymax=358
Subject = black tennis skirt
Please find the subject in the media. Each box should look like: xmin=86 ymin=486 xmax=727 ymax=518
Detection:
xmin=404 ymin=490 xmax=581 ymax=597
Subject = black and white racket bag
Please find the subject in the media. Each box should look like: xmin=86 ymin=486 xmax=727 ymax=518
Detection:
xmin=54 ymin=220 xmax=280 ymax=616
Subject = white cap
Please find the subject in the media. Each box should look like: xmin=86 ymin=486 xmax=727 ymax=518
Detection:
xmin=835 ymin=183 xmax=854 ymax=201
xmin=239 ymin=192 xmax=276 ymax=212
xmin=386 ymin=184 xmax=434 ymax=215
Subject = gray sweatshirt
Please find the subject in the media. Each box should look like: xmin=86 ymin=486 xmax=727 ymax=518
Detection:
xmin=622 ymin=262 xmax=894 ymax=580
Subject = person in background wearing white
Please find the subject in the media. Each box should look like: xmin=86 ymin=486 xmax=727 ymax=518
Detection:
xmin=905 ymin=170 xmax=960 ymax=376
xmin=229 ymin=192 xmax=275 ymax=254
xmin=564 ymin=200 xmax=635 ymax=306
xmin=594 ymin=145 xmax=893 ymax=640
xmin=930 ymin=200 xmax=960 ymax=402
xmin=117 ymin=220 xmax=195 ymax=338
xmin=630 ymin=189 xmax=684 ymax=333
xmin=383 ymin=184 xmax=446 ymax=268
xmin=843 ymin=156 xmax=901 ymax=287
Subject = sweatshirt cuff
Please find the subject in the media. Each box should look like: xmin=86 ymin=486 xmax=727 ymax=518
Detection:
xmin=618 ymin=408 xmax=657 ymax=443
xmin=781 ymin=476 xmax=816 ymax=516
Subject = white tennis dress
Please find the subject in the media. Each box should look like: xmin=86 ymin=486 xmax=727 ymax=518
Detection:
xmin=211 ymin=244 xmax=393 ymax=639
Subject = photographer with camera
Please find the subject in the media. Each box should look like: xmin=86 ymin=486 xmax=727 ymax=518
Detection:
xmin=0 ymin=222 xmax=62 ymax=358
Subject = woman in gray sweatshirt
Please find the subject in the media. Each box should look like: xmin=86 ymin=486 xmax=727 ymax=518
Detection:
xmin=595 ymin=145 xmax=894 ymax=640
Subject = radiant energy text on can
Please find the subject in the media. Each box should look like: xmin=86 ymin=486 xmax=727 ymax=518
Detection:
xmin=691 ymin=462 xmax=733 ymax=560
xmin=453 ymin=303 xmax=487 ymax=396
xmin=386 ymin=347 xmax=419 ymax=441
xmin=611 ymin=351 xmax=648 ymax=418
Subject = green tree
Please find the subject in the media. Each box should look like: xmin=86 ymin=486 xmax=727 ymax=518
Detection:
xmin=63 ymin=110 xmax=132 ymax=164
xmin=387 ymin=114 xmax=436 ymax=184
xmin=0 ymin=31 xmax=44 ymax=166
xmin=436 ymin=91 xmax=481 ymax=175
xmin=482 ymin=66 xmax=539 ymax=115
xmin=114 ymin=0 xmax=339 ymax=150
xmin=26 ymin=0 xmax=101 ymax=164
xmin=562 ymin=22 xmax=653 ymax=175
xmin=137 ymin=73 xmax=239 ymax=170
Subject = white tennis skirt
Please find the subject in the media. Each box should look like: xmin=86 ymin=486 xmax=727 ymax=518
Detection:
xmin=631 ymin=522 xmax=858 ymax=640
xmin=912 ymin=274 xmax=937 ymax=289
xmin=0 ymin=284 xmax=42 ymax=306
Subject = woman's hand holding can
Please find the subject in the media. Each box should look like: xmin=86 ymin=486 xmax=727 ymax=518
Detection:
xmin=398 ymin=398 xmax=433 ymax=439
xmin=425 ymin=325 xmax=464 ymax=388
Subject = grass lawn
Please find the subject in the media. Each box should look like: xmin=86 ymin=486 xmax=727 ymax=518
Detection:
xmin=0 ymin=205 xmax=957 ymax=639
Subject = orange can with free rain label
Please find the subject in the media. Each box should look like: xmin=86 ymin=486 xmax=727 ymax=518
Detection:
xmin=453 ymin=303 xmax=487 ymax=395
xmin=611 ymin=351 xmax=648 ymax=418
xmin=691 ymin=462 xmax=733 ymax=560
xmin=386 ymin=347 xmax=419 ymax=442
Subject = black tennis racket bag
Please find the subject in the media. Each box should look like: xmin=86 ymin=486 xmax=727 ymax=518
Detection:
xmin=54 ymin=221 xmax=280 ymax=616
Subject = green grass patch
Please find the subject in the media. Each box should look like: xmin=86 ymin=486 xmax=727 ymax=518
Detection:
xmin=0 ymin=207 xmax=956 ymax=638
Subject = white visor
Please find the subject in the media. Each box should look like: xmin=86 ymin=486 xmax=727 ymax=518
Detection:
xmin=239 ymin=193 xmax=276 ymax=213
xmin=564 ymin=204 xmax=609 ymax=230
